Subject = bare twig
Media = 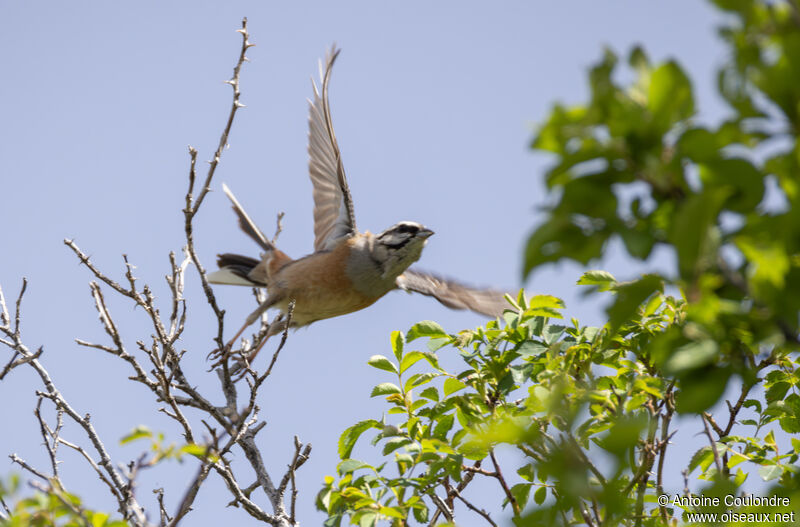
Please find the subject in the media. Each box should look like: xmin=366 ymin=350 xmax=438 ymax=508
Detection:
xmin=701 ymin=414 xmax=724 ymax=476
xmin=1 ymin=19 xmax=314 ymax=527
xmin=489 ymin=450 xmax=519 ymax=515
xmin=168 ymin=445 xmax=216 ymax=527
xmin=656 ymin=388 xmax=675 ymax=523
xmin=452 ymin=487 xmax=497 ymax=526
xmin=183 ymin=17 xmax=253 ymax=351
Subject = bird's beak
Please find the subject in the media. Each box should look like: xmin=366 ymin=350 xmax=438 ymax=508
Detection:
xmin=418 ymin=228 xmax=434 ymax=239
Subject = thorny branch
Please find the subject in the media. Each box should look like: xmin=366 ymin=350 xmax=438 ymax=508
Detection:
xmin=1 ymin=18 xmax=310 ymax=527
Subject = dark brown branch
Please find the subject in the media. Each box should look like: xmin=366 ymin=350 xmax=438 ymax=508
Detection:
xmin=451 ymin=488 xmax=497 ymax=526
xmin=489 ymin=450 xmax=519 ymax=516
xmin=701 ymin=414 xmax=724 ymax=475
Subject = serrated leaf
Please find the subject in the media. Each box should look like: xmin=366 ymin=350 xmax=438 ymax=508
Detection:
xmin=406 ymin=320 xmax=448 ymax=342
xmin=688 ymin=446 xmax=713 ymax=474
xmin=390 ymin=331 xmax=404 ymax=361
xmin=382 ymin=437 xmax=413 ymax=455
xmin=527 ymin=295 xmax=565 ymax=318
xmin=339 ymin=420 xmax=380 ymax=459
xmin=419 ymin=387 xmax=440 ymax=402
xmin=371 ymin=383 xmax=401 ymax=397
xmin=404 ymin=372 xmax=437 ymax=392
xmin=516 ymin=340 xmax=547 ymax=358
xmin=433 ymin=414 xmax=454 ymax=439
xmin=419 ymin=350 xmax=443 ymax=371
xmin=577 ymin=270 xmax=617 ymax=291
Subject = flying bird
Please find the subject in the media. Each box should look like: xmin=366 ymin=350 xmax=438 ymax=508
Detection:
xmin=208 ymin=47 xmax=509 ymax=363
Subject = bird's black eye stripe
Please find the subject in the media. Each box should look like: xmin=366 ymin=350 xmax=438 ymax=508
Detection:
xmin=397 ymin=224 xmax=419 ymax=234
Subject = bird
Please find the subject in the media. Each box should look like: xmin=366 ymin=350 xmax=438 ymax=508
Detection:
xmin=207 ymin=46 xmax=509 ymax=364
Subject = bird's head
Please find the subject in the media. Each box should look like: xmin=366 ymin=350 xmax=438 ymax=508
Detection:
xmin=373 ymin=221 xmax=434 ymax=279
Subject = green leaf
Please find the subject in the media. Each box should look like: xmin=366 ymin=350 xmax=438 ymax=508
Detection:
xmin=412 ymin=504 xmax=429 ymax=523
xmin=358 ymin=512 xmax=378 ymax=527
xmin=523 ymin=215 xmax=609 ymax=277
xmin=527 ymin=295 xmax=565 ymax=317
xmin=406 ymin=320 xmax=448 ymax=342
xmin=339 ymin=420 xmax=380 ymax=459
xmin=648 ymin=60 xmax=694 ymax=130
xmin=516 ymin=340 xmax=547 ymax=358
xmin=606 ymin=275 xmax=662 ymax=335
xmin=370 ymin=383 xmax=401 ymax=397
xmin=433 ymin=414 xmax=455 ymax=439
xmin=382 ymin=437 xmax=413 ymax=455
xmin=765 ymin=381 xmax=791 ymax=403
xmin=399 ymin=351 xmax=425 ymax=374
xmin=727 ymin=451 xmax=749 ymax=468
xmin=576 ymin=270 xmax=617 ymax=291
xmin=678 ymin=127 xmax=719 ymax=162
xmin=510 ymin=483 xmax=532 ymax=509
xmin=419 ymin=387 xmax=440 ymax=402
xmin=542 ymin=324 xmax=566 ymax=345
xmin=779 ymin=393 xmax=800 ymax=433
xmin=337 ymin=458 xmax=371 ymax=475
xmin=367 ymin=355 xmax=398 ymax=374
xmin=669 ymin=188 xmax=729 ymax=280
xmin=758 ymin=464 xmax=782 ymax=481
xmin=420 ymin=350 xmax=443 ymax=371
xmin=404 ymin=372 xmax=437 ymax=392
xmin=427 ymin=337 xmax=450 ymax=352
xmin=179 ymin=444 xmax=209 ymax=458
xmin=90 ymin=512 xmax=110 ymax=527
xmin=736 ymin=236 xmax=790 ymax=299
xmin=698 ymin=158 xmax=764 ymax=213
xmin=120 ymin=426 xmax=152 ymax=445
xmin=675 ymin=367 xmax=731 ymax=413
xmin=688 ymin=446 xmax=715 ymax=474
xmin=390 ymin=331 xmax=404 ymax=362
xmin=663 ymin=339 xmax=718 ymax=375
xmin=534 ymin=485 xmax=547 ymax=505
xmin=443 ymin=377 xmax=467 ymax=396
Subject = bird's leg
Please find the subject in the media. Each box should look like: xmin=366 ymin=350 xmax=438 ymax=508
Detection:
xmin=229 ymin=315 xmax=289 ymax=379
xmin=208 ymin=294 xmax=280 ymax=362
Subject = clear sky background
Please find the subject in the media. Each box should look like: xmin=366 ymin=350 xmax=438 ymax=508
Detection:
xmin=1 ymin=2 xmax=732 ymax=524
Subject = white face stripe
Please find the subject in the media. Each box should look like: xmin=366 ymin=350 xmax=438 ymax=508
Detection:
xmin=395 ymin=221 xmax=425 ymax=229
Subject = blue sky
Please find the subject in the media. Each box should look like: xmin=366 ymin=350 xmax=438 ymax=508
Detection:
xmin=1 ymin=2 xmax=731 ymax=524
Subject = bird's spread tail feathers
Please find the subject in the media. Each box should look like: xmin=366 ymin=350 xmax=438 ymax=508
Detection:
xmin=207 ymin=253 xmax=261 ymax=286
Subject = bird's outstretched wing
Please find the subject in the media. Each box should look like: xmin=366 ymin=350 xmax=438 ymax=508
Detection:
xmin=222 ymin=183 xmax=274 ymax=251
xmin=396 ymin=269 xmax=511 ymax=319
xmin=308 ymin=45 xmax=357 ymax=252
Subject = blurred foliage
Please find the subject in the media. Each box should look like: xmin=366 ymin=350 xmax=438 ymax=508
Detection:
xmin=321 ymin=1 xmax=800 ymax=525
xmin=0 ymin=429 xmax=208 ymax=527
xmin=0 ymin=475 xmax=127 ymax=527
